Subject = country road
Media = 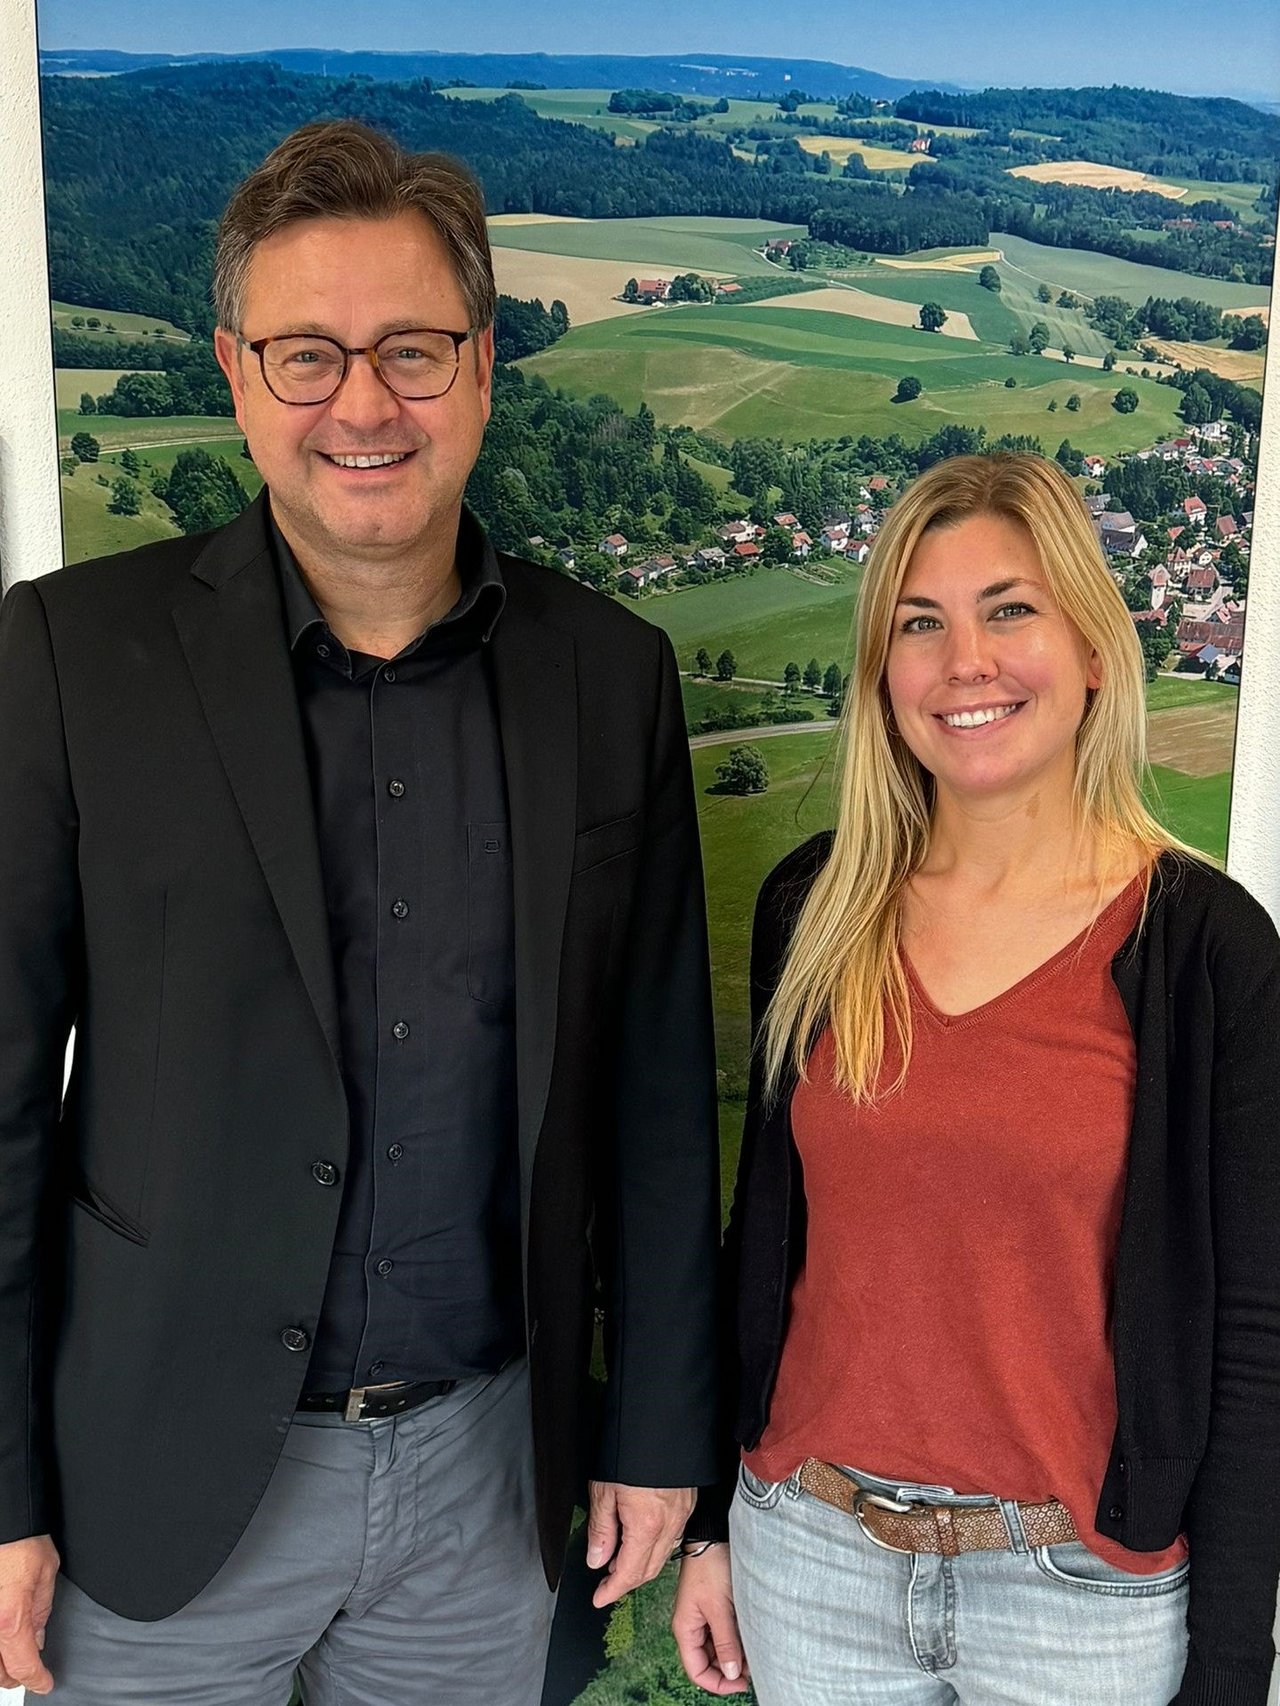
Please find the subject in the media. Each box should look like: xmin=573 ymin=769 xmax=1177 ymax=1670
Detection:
xmin=689 ymin=718 xmax=835 ymax=749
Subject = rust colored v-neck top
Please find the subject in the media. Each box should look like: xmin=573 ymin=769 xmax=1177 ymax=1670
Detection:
xmin=745 ymin=875 xmax=1187 ymax=1572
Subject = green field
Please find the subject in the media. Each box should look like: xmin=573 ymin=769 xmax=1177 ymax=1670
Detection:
xmin=100 ymin=436 xmax=263 ymax=494
xmin=52 ymin=300 xmax=189 ymax=341
xmin=1144 ymin=676 xmax=1238 ymax=712
xmin=993 ymin=266 xmax=1112 ymax=358
xmin=440 ymin=86 xmax=660 ymax=142
xmin=641 ymin=565 xmax=861 ymax=683
xmin=55 ymin=368 xmax=139 ymax=409
xmin=1161 ymin=177 xmax=1271 ymax=225
xmin=848 ymin=265 xmax=1021 ymax=346
xmin=57 ymin=409 xmax=240 ymax=451
xmin=994 ymin=233 xmax=1273 ymax=311
xmin=488 ymin=215 xmax=803 ymax=276
xmin=522 ymin=302 xmax=1184 ymax=446
xmin=59 ymin=466 xmax=179 ymax=563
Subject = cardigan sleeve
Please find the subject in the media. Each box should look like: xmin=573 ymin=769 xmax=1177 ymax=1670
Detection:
xmin=1173 ymin=891 xmax=1280 ymax=1706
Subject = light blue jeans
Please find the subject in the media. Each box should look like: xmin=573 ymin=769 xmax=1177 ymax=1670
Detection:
xmin=729 ymin=1461 xmax=1189 ymax=1705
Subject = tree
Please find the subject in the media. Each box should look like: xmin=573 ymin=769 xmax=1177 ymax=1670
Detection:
xmin=70 ymin=315 xmax=85 ymax=329
xmin=78 ymin=392 xmax=97 ymax=415
xmin=803 ymin=658 xmax=822 ymax=692
xmin=1047 ymin=398 xmax=1058 ymax=411
xmin=715 ymin=649 xmax=737 ymax=682
xmin=714 ymin=745 xmax=769 ymax=795
xmin=70 ymin=431 xmax=100 ymax=463
xmin=163 ymin=448 xmax=250 ymax=534
xmin=1061 ymin=344 xmax=1075 ymax=362
xmin=622 ymin=278 xmax=639 ymax=304
xmin=978 ymin=265 xmax=1001 ymax=293
xmin=1037 ymin=283 xmax=1053 ymax=303
xmin=108 ymin=477 xmax=140 ymax=516
xmin=783 ymin=661 xmax=802 ymax=695
xmin=1004 ymin=375 xmax=1018 ymax=388
xmin=919 ymin=302 xmax=947 ymax=334
xmin=694 ymin=647 xmax=713 ymax=676
xmin=1066 ymin=393 xmax=1081 ymax=412
xmin=1055 ymin=439 xmax=1084 ymax=475
xmin=1009 ymin=332 xmax=1031 ymax=357
xmin=85 ymin=316 xmax=100 ymax=330
xmin=822 ymin=662 xmax=842 ymax=699
xmin=894 ymin=375 xmax=923 ymax=403
xmin=1180 ymin=383 xmax=1214 ymax=426
xmin=1113 ymin=387 xmax=1140 ymax=414
xmin=119 ymin=448 xmax=142 ymax=478
xmin=1028 ymin=321 xmax=1051 ymax=355
xmin=1102 ymin=350 xmax=1117 ymax=372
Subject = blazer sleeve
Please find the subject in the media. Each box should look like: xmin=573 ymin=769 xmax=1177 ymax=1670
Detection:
xmin=0 ymin=580 xmax=83 ymax=1544
xmin=1175 ymin=894 xmax=1280 ymax=1706
xmin=593 ymin=629 xmax=721 ymax=1488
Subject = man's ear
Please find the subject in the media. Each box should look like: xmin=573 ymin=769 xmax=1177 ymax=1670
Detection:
xmin=214 ymin=327 xmax=250 ymax=434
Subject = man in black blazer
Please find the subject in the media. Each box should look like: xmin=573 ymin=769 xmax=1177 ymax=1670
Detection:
xmin=0 ymin=121 xmax=719 ymax=1703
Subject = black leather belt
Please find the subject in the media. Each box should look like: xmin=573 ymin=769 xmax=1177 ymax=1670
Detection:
xmin=297 ymin=1378 xmax=456 ymax=1422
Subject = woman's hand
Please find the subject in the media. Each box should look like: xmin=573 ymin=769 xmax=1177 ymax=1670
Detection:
xmin=672 ymin=1543 xmax=750 ymax=1695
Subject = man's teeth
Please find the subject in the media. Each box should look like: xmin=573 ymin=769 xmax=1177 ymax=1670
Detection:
xmin=942 ymin=704 xmax=1020 ymax=728
xmin=328 ymin=452 xmax=409 ymax=468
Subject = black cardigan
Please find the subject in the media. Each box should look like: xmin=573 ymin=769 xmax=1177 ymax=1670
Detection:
xmin=689 ymin=834 xmax=1280 ymax=1706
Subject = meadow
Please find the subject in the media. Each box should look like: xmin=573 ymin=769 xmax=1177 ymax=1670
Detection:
xmin=488 ymin=214 xmax=804 ymax=276
xmin=643 ymin=564 xmax=862 ymax=684
xmin=521 ymin=302 xmax=1185 ymax=446
xmin=994 ymin=233 xmax=1273 ymax=312
xmin=52 ymin=300 xmax=189 ymax=341
xmin=57 ymin=409 xmax=240 ymax=451
xmin=56 ymin=368 xmax=139 ymax=409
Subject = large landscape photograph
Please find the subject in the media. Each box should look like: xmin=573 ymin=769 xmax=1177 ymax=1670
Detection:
xmin=34 ymin=1 xmax=1278 ymax=1697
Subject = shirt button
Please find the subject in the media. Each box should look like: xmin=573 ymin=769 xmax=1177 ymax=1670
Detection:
xmin=391 ymin=899 xmax=409 ymax=920
xmin=311 ymin=1160 xmax=338 ymax=1186
xmin=281 ymin=1327 xmax=309 ymax=1353
xmin=388 ymin=779 xmax=406 ymax=798
xmin=1108 ymin=1504 xmax=1125 ymax=1522
xmin=383 ymin=667 xmax=397 ymax=683
xmin=369 ymin=1361 xmax=385 ymax=1379
xmin=392 ymin=1020 xmax=410 ymax=1041
xmin=387 ymin=1143 xmax=404 ymax=1162
xmin=315 ymin=642 xmax=331 ymax=660
xmin=376 ymin=1258 xmax=394 ymax=1277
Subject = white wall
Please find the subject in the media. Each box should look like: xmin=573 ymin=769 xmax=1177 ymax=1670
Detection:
xmin=0 ymin=0 xmax=60 ymax=596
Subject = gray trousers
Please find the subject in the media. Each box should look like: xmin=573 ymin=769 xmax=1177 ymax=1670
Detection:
xmin=44 ymin=1360 xmax=556 ymax=1705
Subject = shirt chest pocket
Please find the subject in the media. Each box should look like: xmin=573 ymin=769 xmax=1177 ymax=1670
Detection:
xmin=467 ymin=822 xmax=515 ymax=1007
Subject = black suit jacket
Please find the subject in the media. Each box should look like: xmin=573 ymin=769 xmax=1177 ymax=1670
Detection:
xmin=0 ymin=494 xmax=720 ymax=1619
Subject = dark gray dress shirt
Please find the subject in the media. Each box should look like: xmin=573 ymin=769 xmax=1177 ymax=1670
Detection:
xmin=274 ymin=512 xmax=524 ymax=1392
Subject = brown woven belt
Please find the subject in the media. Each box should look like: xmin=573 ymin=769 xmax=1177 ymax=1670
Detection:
xmin=798 ymin=1459 xmax=1077 ymax=1557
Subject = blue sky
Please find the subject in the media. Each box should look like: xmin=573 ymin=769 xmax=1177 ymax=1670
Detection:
xmin=37 ymin=0 xmax=1280 ymax=104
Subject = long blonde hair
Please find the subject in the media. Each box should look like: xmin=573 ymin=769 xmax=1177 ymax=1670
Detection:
xmin=761 ymin=451 xmax=1186 ymax=1104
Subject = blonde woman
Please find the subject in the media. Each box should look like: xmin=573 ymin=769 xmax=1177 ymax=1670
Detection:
xmin=673 ymin=453 xmax=1280 ymax=1706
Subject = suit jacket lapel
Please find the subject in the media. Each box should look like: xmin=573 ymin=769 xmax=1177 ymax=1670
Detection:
xmin=490 ymin=559 xmax=578 ymax=1232
xmin=172 ymin=496 xmax=341 ymax=1070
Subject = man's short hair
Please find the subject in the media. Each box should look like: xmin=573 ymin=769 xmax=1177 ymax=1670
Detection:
xmin=214 ymin=119 xmax=496 ymax=334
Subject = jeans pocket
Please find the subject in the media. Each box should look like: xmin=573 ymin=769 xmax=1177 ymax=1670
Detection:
xmin=1033 ymin=1542 xmax=1189 ymax=1597
xmin=736 ymin=1461 xmax=786 ymax=1512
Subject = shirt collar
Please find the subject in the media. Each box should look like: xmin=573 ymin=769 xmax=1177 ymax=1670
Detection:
xmin=272 ymin=504 xmax=507 ymax=657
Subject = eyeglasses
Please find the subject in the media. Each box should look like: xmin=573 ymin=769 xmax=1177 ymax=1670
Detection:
xmin=239 ymin=327 xmax=477 ymax=406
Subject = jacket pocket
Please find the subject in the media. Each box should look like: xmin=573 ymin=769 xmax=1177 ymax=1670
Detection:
xmin=573 ymin=811 xmax=641 ymax=875
xmin=69 ymin=1180 xmax=149 ymax=1247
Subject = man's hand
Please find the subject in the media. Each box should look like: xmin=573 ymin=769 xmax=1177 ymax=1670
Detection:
xmin=586 ymin=1481 xmax=694 ymax=1609
xmin=673 ymin=1545 xmax=749 ymax=1695
xmin=0 ymin=1534 xmax=59 ymax=1695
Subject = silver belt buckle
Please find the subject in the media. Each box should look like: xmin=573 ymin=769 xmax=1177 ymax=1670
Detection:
xmin=343 ymin=1386 xmax=369 ymax=1422
xmin=852 ymin=1487 xmax=917 ymax=1553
